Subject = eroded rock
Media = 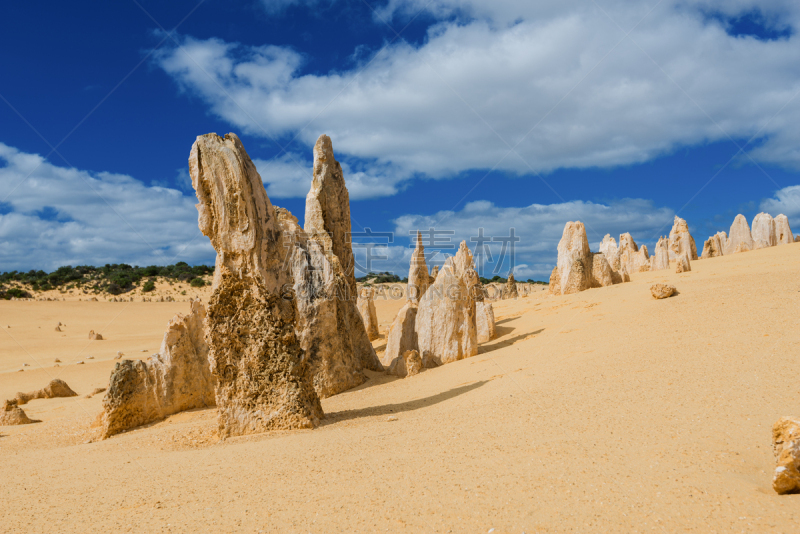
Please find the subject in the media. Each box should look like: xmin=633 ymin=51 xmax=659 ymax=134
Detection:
xmin=408 ymin=231 xmax=431 ymax=304
xmin=476 ymin=301 xmax=496 ymax=343
xmin=590 ymin=253 xmax=614 ymax=287
xmin=725 ymin=214 xmax=754 ymax=254
xmin=388 ymin=349 xmax=423 ymax=378
xmin=772 ymin=417 xmax=800 ymax=495
xmin=88 ymin=330 xmax=103 ymax=340
xmin=0 ymin=400 xmax=39 ymax=425
xmin=668 ymin=216 xmax=698 ymax=260
xmin=701 ymin=234 xmax=724 ymax=259
xmin=551 ymin=221 xmax=592 ymax=295
xmin=505 ymin=272 xmax=519 ymax=299
xmin=675 ymin=253 xmax=691 ymax=273
xmin=357 ymin=286 xmax=380 ymax=341
xmin=382 ymin=302 xmax=418 ymax=369
xmin=650 ymin=284 xmax=676 ymax=299
xmin=774 ymin=214 xmax=794 ymax=245
xmin=652 ymin=236 xmax=670 ymax=271
xmin=599 ymin=234 xmax=621 ymax=271
xmin=15 ymin=379 xmax=77 ymax=405
xmin=751 ymin=212 xmax=777 ymax=249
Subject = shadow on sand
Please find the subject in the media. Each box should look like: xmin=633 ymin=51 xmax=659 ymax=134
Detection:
xmin=478 ymin=328 xmax=544 ymax=354
xmin=323 ymin=380 xmax=488 ymax=425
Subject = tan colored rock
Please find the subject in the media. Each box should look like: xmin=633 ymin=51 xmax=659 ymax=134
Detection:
xmin=701 ymin=234 xmax=724 ymax=259
xmin=408 ymin=231 xmax=431 ymax=304
xmin=388 ymin=349 xmax=423 ymax=378
xmin=675 ymin=253 xmax=691 ymax=273
xmin=634 ymin=245 xmax=650 ymax=272
xmin=504 ymin=272 xmax=519 ymax=299
xmin=190 ymin=132 xmax=322 ymax=436
xmin=88 ymin=330 xmax=103 ymax=340
xmin=599 ymin=234 xmax=621 ymax=271
xmin=15 ymin=379 xmax=77 ymax=405
xmin=725 ymin=214 xmax=754 ymax=254
xmin=652 ymin=236 xmax=670 ymax=271
xmin=0 ymin=399 xmax=39 ymax=425
xmin=357 ymin=286 xmax=380 ymax=341
xmin=650 ymin=284 xmax=676 ymax=299
xmin=99 ymin=301 xmax=215 ymax=439
xmin=382 ymin=302 xmax=418 ymax=369
xmin=590 ymin=253 xmax=614 ymax=287
xmin=772 ymin=417 xmax=800 ymax=494
xmin=668 ymin=216 xmax=698 ymax=260
xmin=552 ymin=221 xmax=592 ymax=295
xmin=415 ymin=259 xmax=477 ymax=367
xmin=618 ymin=233 xmax=640 ymax=277
xmin=751 ymin=212 xmax=777 ymax=249
xmin=429 ymin=265 xmax=439 ymax=283
xmin=476 ymin=301 xmax=496 ymax=343
xmin=774 ymin=214 xmax=794 ymax=245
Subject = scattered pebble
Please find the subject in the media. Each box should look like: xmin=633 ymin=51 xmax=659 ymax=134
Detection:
xmin=86 ymin=356 xmax=94 ymax=360
xmin=115 ymin=351 xmax=124 ymax=359
xmin=54 ymin=358 xmax=61 ymax=363
xmin=387 ymin=416 xmax=398 ymax=422
xmin=76 ymin=361 xmax=84 ymax=365
xmin=22 ymin=363 xmax=29 ymax=367
xmin=17 ymin=369 xmax=23 ymax=372
xmin=140 ymin=349 xmax=148 ymax=352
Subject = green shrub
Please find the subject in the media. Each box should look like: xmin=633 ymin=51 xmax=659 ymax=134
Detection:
xmin=190 ymin=278 xmax=205 ymax=288
xmin=142 ymin=280 xmax=156 ymax=292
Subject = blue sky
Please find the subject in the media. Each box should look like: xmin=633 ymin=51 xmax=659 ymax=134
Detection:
xmin=1 ymin=0 xmax=799 ymax=280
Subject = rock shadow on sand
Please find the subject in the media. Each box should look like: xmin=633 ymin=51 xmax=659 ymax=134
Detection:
xmin=323 ymin=380 xmax=488 ymax=424
xmin=479 ymin=329 xmax=544 ymax=354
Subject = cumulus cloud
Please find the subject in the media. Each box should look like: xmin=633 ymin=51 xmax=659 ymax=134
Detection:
xmin=0 ymin=143 xmax=215 ymax=271
xmin=155 ymin=0 xmax=800 ymax=196
xmin=760 ymin=184 xmax=800 ymax=223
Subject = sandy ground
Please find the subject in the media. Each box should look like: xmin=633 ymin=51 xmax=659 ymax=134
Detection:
xmin=1 ymin=243 xmax=799 ymax=532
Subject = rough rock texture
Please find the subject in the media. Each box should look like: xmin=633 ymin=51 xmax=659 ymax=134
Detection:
xmin=88 ymin=330 xmax=103 ymax=340
xmin=504 ymin=272 xmax=519 ymax=299
xmin=668 ymin=216 xmax=698 ymax=261
xmin=675 ymin=254 xmax=691 ymax=273
xmin=634 ymin=245 xmax=651 ymax=272
xmin=551 ymin=221 xmax=592 ymax=295
xmin=774 ymin=214 xmax=793 ymax=245
xmin=99 ymin=301 xmax=215 ymax=439
xmin=476 ymin=301 xmax=496 ymax=343
xmin=652 ymin=237 xmax=670 ymax=271
xmin=650 ymin=284 xmax=676 ymax=299
xmin=190 ymin=132 xmax=322 ymax=436
xmin=599 ymin=234 xmax=621 ymax=271
xmin=415 ymin=259 xmax=477 ymax=367
xmin=408 ymin=231 xmax=431 ymax=304
xmin=382 ymin=302 xmax=418 ymax=368
xmin=547 ymin=267 xmax=561 ymax=295
xmin=0 ymin=400 xmax=39 ymax=425
xmin=751 ymin=212 xmax=777 ymax=249
xmin=15 ymin=379 xmax=77 ymax=405
xmin=796 ymin=236 xmax=800 ymax=242
xmin=590 ymin=253 xmax=614 ymax=287
xmin=388 ymin=350 xmax=423 ymax=378
xmin=278 ymin=207 xmax=381 ymax=398
xmin=429 ymin=265 xmax=439 ymax=283
xmin=618 ymin=233 xmax=640 ymax=277
xmin=357 ymin=286 xmax=380 ymax=341
xmin=701 ymin=234 xmax=725 ymax=259
xmin=772 ymin=417 xmax=800 ymax=494
xmin=725 ymin=214 xmax=754 ymax=255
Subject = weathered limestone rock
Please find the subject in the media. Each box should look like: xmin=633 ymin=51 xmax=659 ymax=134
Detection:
xmin=675 ymin=253 xmax=691 ymax=273
xmin=652 ymin=236 xmax=670 ymax=271
xmin=590 ymin=253 xmax=614 ymax=287
xmin=99 ymin=301 xmax=215 ymax=439
xmin=15 ymin=379 xmax=77 ymax=405
xmin=650 ymin=284 xmax=676 ymax=299
xmin=357 ymin=286 xmax=380 ymax=341
xmin=633 ymin=245 xmax=650 ymax=272
xmin=382 ymin=302 xmax=418 ymax=369
xmin=415 ymin=259 xmax=477 ymax=367
xmin=668 ymin=216 xmax=698 ymax=260
xmin=725 ymin=214 xmax=754 ymax=255
xmin=547 ymin=267 xmax=560 ymax=295
xmin=751 ymin=212 xmax=777 ymax=249
xmin=429 ymin=265 xmax=439 ymax=283
xmin=772 ymin=417 xmax=800 ymax=494
xmin=774 ymin=214 xmax=793 ymax=245
xmin=278 ymin=207 xmax=382 ymax=398
xmin=599 ymin=234 xmax=621 ymax=271
xmin=408 ymin=231 xmax=431 ymax=304
xmin=388 ymin=349 xmax=423 ymax=378
xmin=618 ymin=233 xmax=640 ymax=277
xmin=504 ymin=272 xmax=519 ymax=299
xmin=88 ymin=330 xmax=103 ymax=340
xmin=701 ymin=234 xmax=725 ymax=259
xmin=476 ymin=301 xmax=496 ymax=343
xmin=552 ymin=221 xmax=592 ymax=295
xmin=190 ymin=132 xmax=322 ymax=436
xmin=1 ymin=400 xmax=39 ymax=425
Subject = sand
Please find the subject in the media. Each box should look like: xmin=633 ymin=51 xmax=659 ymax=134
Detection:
xmin=1 ymin=243 xmax=799 ymax=532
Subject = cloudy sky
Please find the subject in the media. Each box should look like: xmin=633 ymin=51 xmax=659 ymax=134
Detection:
xmin=1 ymin=0 xmax=799 ymax=279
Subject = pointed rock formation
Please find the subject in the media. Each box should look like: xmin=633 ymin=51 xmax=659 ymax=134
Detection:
xmin=725 ymin=214 xmax=754 ymax=254
xmin=590 ymin=253 xmax=614 ymax=287
xmin=772 ymin=417 xmax=800 ymax=494
xmin=99 ymin=301 xmax=216 ymax=439
xmin=190 ymin=132 xmax=322 ymax=436
xmin=15 ymin=379 xmax=77 ymax=405
xmin=382 ymin=302 xmax=418 ymax=369
xmin=774 ymin=215 xmax=794 ymax=245
xmin=357 ymin=286 xmax=380 ymax=341
xmin=676 ymin=253 xmax=691 ymax=273
xmin=388 ymin=349 xmax=423 ymax=378
xmin=701 ymin=234 xmax=725 ymax=259
xmin=415 ymin=259 xmax=477 ymax=367
xmin=408 ymin=231 xmax=431 ymax=304
xmin=1 ymin=399 xmax=39 ymax=425
xmin=476 ymin=301 xmax=496 ymax=343
xmin=751 ymin=212 xmax=777 ymax=249
xmin=429 ymin=265 xmax=439 ymax=282
xmin=633 ymin=245 xmax=650 ymax=272
xmin=618 ymin=233 xmax=640 ymax=277
xmin=652 ymin=237 xmax=670 ymax=271
xmin=550 ymin=222 xmax=592 ymax=295
xmin=599 ymin=234 xmax=621 ymax=271
xmin=504 ymin=272 xmax=519 ymax=299
xmin=668 ymin=216 xmax=698 ymax=260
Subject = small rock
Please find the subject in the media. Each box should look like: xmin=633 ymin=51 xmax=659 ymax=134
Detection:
xmin=22 ymin=363 xmax=29 ymax=367
xmin=115 ymin=351 xmax=124 ymax=359
xmin=387 ymin=416 xmax=398 ymax=422
xmin=650 ymin=284 xmax=676 ymax=299
xmin=54 ymin=358 xmax=61 ymax=363
xmin=17 ymin=369 xmax=24 ymax=372
xmin=88 ymin=330 xmax=103 ymax=340
xmin=76 ymin=361 xmax=85 ymax=365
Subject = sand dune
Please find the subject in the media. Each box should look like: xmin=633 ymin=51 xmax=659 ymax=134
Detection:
xmin=1 ymin=243 xmax=799 ymax=532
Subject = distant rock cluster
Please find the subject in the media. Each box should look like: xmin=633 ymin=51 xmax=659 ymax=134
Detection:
xmin=701 ymin=212 xmax=794 ymax=258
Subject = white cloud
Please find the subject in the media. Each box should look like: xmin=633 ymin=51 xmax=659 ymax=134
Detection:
xmin=759 ymin=184 xmax=800 ymax=224
xmin=0 ymin=143 xmax=214 ymax=271
xmin=155 ymin=0 xmax=800 ymax=195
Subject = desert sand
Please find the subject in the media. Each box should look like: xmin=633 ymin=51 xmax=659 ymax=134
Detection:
xmin=1 ymin=243 xmax=799 ymax=532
